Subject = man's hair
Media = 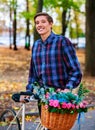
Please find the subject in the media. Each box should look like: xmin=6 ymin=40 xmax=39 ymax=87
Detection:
xmin=34 ymin=12 xmax=53 ymax=23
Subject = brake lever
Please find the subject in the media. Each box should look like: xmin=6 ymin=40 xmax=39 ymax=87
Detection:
xmin=24 ymin=98 xmax=30 ymax=102
xmin=24 ymin=95 xmax=36 ymax=102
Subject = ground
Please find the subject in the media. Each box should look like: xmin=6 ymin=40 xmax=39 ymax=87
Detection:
xmin=0 ymin=47 xmax=95 ymax=114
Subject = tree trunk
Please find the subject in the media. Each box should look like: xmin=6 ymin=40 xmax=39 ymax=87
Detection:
xmin=9 ymin=4 xmax=12 ymax=49
xmin=13 ymin=0 xmax=17 ymax=50
xmin=34 ymin=0 xmax=43 ymax=41
xmin=62 ymin=10 xmax=67 ymax=36
xmin=61 ymin=8 xmax=71 ymax=36
xmin=25 ymin=0 xmax=30 ymax=50
xmin=85 ymin=0 xmax=95 ymax=76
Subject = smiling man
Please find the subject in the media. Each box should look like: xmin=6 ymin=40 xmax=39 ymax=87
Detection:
xmin=26 ymin=12 xmax=82 ymax=92
xmin=18 ymin=12 xmax=82 ymax=130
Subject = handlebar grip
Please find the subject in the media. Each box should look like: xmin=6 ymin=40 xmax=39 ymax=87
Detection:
xmin=12 ymin=93 xmax=20 ymax=102
xmin=20 ymin=91 xmax=34 ymax=96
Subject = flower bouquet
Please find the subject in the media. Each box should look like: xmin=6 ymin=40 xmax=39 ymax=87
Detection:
xmin=32 ymin=83 xmax=89 ymax=130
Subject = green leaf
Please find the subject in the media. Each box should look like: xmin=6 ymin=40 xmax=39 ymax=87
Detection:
xmin=78 ymin=83 xmax=90 ymax=98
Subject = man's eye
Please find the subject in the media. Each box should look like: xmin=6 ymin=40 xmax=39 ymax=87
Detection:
xmin=35 ymin=20 xmax=46 ymax=25
xmin=41 ymin=20 xmax=46 ymax=23
xmin=35 ymin=21 xmax=39 ymax=24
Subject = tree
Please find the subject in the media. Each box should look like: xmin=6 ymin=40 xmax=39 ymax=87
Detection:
xmin=44 ymin=0 xmax=84 ymax=36
xmin=8 ymin=0 xmax=13 ymax=49
xmin=58 ymin=0 xmax=84 ymax=36
xmin=85 ymin=0 xmax=95 ymax=76
xmin=12 ymin=0 xmax=17 ymax=50
xmin=34 ymin=0 xmax=43 ymax=41
xmin=25 ymin=0 xmax=30 ymax=50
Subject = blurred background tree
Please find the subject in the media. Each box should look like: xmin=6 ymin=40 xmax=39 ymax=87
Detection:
xmin=34 ymin=0 xmax=43 ymax=41
xmin=85 ymin=0 xmax=95 ymax=76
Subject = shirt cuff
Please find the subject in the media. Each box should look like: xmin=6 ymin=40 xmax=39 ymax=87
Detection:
xmin=66 ymin=82 xmax=73 ymax=89
xmin=26 ymin=84 xmax=33 ymax=92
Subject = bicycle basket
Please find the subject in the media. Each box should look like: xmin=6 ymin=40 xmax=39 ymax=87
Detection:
xmin=41 ymin=105 xmax=77 ymax=130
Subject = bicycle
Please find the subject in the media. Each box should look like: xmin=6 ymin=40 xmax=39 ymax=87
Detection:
xmin=0 ymin=92 xmax=47 ymax=130
xmin=0 ymin=91 xmax=95 ymax=130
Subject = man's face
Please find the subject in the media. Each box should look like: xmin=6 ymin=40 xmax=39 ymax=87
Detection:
xmin=35 ymin=15 xmax=52 ymax=36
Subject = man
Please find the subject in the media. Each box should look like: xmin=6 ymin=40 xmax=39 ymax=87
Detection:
xmin=12 ymin=12 xmax=82 ymax=130
xmin=25 ymin=12 xmax=82 ymax=94
xmin=13 ymin=11 xmax=82 ymax=107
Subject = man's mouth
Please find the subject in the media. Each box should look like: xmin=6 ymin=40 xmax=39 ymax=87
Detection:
xmin=38 ymin=28 xmax=44 ymax=31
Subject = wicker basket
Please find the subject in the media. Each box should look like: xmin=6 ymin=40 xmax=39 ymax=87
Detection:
xmin=41 ymin=105 xmax=78 ymax=130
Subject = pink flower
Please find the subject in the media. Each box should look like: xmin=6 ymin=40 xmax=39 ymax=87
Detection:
xmin=61 ymin=90 xmax=64 ymax=92
xmin=76 ymin=105 xmax=79 ymax=109
xmin=76 ymin=101 xmax=88 ymax=109
xmin=49 ymin=99 xmax=59 ymax=108
xmin=58 ymin=104 xmax=61 ymax=109
xmin=45 ymin=105 xmax=48 ymax=109
xmin=71 ymin=104 xmax=75 ymax=109
xmin=49 ymin=99 xmax=54 ymax=106
xmin=74 ymin=94 xmax=78 ymax=96
xmin=62 ymin=102 xmax=67 ymax=109
xmin=79 ymin=102 xmax=85 ymax=108
xmin=56 ymin=89 xmax=61 ymax=92
xmin=45 ymin=92 xmax=50 ymax=99
xmin=53 ymin=100 xmax=59 ymax=107
xmin=67 ymin=103 xmax=72 ymax=109
xmin=83 ymin=100 xmax=88 ymax=105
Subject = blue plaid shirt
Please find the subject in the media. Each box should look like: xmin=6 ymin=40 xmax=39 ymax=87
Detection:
xmin=26 ymin=32 xmax=82 ymax=91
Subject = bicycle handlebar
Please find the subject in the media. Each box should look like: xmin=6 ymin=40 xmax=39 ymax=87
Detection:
xmin=20 ymin=91 xmax=34 ymax=96
xmin=12 ymin=91 xmax=39 ymax=103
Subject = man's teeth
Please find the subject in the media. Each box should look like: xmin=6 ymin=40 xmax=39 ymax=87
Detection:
xmin=39 ymin=28 xmax=44 ymax=31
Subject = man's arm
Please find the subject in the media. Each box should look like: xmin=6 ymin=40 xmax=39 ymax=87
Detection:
xmin=26 ymin=55 xmax=38 ymax=92
xmin=62 ymin=37 xmax=82 ymax=89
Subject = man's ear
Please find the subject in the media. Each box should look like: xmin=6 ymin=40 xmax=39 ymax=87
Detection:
xmin=50 ymin=22 xmax=53 ymax=29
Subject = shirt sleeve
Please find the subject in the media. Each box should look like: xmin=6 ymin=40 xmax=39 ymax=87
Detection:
xmin=62 ymin=37 xmax=82 ymax=89
xmin=26 ymin=51 xmax=38 ymax=92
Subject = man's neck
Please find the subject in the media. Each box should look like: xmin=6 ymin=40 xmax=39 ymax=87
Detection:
xmin=41 ymin=31 xmax=51 ymax=42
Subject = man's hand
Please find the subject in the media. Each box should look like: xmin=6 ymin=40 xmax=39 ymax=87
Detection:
xmin=63 ymin=89 xmax=71 ymax=93
xmin=20 ymin=95 xmax=30 ymax=103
